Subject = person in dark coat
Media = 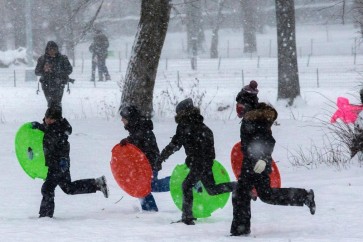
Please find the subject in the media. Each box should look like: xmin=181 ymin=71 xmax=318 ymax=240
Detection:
xmin=119 ymin=105 xmax=170 ymax=212
xmin=350 ymin=88 xmax=363 ymax=158
xmin=160 ymin=98 xmax=236 ymax=225
xmin=89 ymin=29 xmax=111 ymax=82
xmin=35 ymin=41 xmax=72 ymax=108
xmin=32 ymin=106 xmax=109 ymax=218
xmin=230 ymin=80 xmax=316 ymax=236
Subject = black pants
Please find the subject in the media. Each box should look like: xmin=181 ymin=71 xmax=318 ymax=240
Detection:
xmin=230 ymin=170 xmax=308 ymax=235
xmin=182 ymin=167 xmax=235 ymax=219
xmin=41 ymin=83 xmax=64 ymax=108
xmin=91 ymin=55 xmax=109 ymax=81
xmin=39 ymin=167 xmax=98 ymax=217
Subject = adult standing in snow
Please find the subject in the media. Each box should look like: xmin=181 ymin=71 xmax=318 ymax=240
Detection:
xmin=89 ymin=29 xmax=111 ymax=82
xmin=119 ymin=105 xmax=170 ymax=212
xmin=230 ymin=80 xmax=316 ymax=236
xmin=159 ymin=98 xmax=236 ymax=225
xmin=35 ymin=41 xmax=72 ymax=108
xmin=32 ymin=106 xmax=109 ymax=218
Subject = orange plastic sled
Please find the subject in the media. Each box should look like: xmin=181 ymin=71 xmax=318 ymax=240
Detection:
xmin=110 ymin=143 xmax=153 ymax=198
xmin=231 ymin=142 xmax=281 ymax=196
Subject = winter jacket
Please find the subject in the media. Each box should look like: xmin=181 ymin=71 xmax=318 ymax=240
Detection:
xmin=35 ymin=41 xmax=72 ymax=87
xmin=37 ymin=118 xmax=72 ymax=169
xmin=351 ymin=111 xmax=363 ymax=157
xmin=240 ymin=102 xmax=278 ymax=174
xmin=123 ymin=118 xmax=161 ymax=171
xmin=89 ymin=33 xmax=109 ymax=58
xmin=160 ymin=107 xmax=215 ymax=170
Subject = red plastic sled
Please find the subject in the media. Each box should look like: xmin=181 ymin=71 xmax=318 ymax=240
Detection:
xmin=110 ymin=143 xmax=153 ymax=198
xmin=231 ymin=142 xmax=281 ymax=196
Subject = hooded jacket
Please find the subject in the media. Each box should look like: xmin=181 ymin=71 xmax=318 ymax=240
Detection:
xmin=240 ymin=102 xmax=278 ymax=174
xmin=124 ymin=117 xmax=161 ymax=171
xmin=160 ymin=107 xmax=215 ymax=169
xmin=39 ymin=118 xmax=72 ymax=169
xmin=35 ymin=41 xmax=72 ymax=86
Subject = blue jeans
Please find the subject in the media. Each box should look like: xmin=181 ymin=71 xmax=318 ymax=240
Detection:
xmin=140 ymin=171 xmax=170 ymax=211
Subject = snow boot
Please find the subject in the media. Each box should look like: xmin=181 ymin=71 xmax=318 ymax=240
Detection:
xmin=230 ymin=229 xmax=251 ymax=237
xmin=140 ymin=194 xmax=158 ymax=212
xmin=96 ymin=176 xmax=109 ymax=198
xmin=105 ymin=74 xmax=111 ymax=81
xmin=304 ymin=189 xmax=316 ymax=215
xmin=179 ymin=217 xmax=197 ymax=225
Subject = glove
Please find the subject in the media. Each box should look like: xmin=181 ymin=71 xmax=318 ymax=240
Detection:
xmin=119 ymin=138 xmax=128 ymax=146
xmin=253 ymin=160 xmax=266 ymax=174
xmin=59 ymin=158 xmax=70 ymax=173
xmin=31 ymin=121 xmax=42 ymax=129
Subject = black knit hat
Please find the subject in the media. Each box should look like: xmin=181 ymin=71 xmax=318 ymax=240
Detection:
xmin=360 ymin=88 xmax=363 ymax=104
xmin=45 ymin=105 xmax=62 ymax=120
xmin=236 ymin=80 xmax=259 ymax=105
xmin=176 ymin=98 xmax=194 ymax=114
xmin=120 ymin=105 xmax=140 ymax=122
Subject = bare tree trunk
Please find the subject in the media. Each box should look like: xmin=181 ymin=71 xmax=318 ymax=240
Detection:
xmin=63 ymin=1 xmax=76 ymax=66
xmin=210 ymin=0 xmax=225 ymax=59
xmin=241 ymin=0 xmax=257 ymax=53
xmin=276 ymin=0 xmax=300 ymax=105
xmin=121 ymin=0 xmax=171 ymax=117
xmin=353 ymin=0 xmax=363 ymax=37
xmin=186 ymin=0 xmax=205 ymax=55
xmin=7 ymin=1 xmax=26 ymax=48
xmin=342 ymin=0 xmax=346 ymax=25
xmin=0 ymin=0 xmax=7 ymax=50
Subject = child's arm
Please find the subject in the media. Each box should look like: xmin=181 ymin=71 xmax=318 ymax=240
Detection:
xmin=160 ymin=126 xmax=183 ymax=162
xmin=120 ymin=129 xmax=143 ymax=147
xmin=31 ymin=121 xmax=45 ymax=132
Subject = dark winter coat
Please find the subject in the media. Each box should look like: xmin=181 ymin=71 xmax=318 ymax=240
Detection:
xmin=124 ymin=118 xmax=161 ymax=171
xmin=160 ymin=107 xmax=215 ymax=170
xmin=35 ymin=41 xmax=72 ymax=87
xmin=89 ymin=33 xmax=109 ymax=58
xmin=37 ymin=118 xmax=72 ymax=169
xmin=240 ymin=102 xmax=278 ymax=174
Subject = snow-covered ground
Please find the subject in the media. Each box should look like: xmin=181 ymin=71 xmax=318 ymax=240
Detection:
xmin=0 ymin=24 xmax=363 ymax=241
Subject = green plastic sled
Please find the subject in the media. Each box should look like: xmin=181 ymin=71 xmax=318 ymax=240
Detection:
xmin=170 ymin=160 xmax=231 ymax=218
xmin=15 ymin=123 xmax=47 ymax=180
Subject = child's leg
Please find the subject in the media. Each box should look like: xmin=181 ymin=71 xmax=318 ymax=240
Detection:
xmin=181 ymin=169 xmax=200 ymax=220
xmin=58 ymin=171 xmax=98 ymax=195
xmin=39 ymin=170 xmax=59 ymax=217
xmin=230 ymin=171 xmax=254 ymax=236
xmin=151 ymin=171 xmax=170 ymax=192
xmin=91 ymin=57 xmax=96 ymax=81
xmin=139 ymin=194 xmax=158 ymax=212
xmin=201 ymin=169 xmax=236 ymax=195
xmin=254 ymin=173 xmax=308 ymax=207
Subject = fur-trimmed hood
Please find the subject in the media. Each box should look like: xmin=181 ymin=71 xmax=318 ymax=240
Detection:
xmin=243 ymin=103 xmax=277 ymax=127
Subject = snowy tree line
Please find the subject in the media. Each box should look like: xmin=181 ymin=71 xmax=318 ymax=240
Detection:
xmin=0 ymin=0 xmax=358 ymax=53
xmin=0 ymin=0 xmax=362 ymax=112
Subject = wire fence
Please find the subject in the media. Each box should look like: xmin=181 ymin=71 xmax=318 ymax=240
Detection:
xmin=1 ymin=55 xmax=361 ymax=91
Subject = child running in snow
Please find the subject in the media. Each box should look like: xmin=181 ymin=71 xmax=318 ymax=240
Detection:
xmin=119 ymin=105 xmax=170 ymax=212
xmin=230 ymin=80 xmax=316 ymax=236
xmin=159 ymin=98 xmax=236 ymax=225
xmin=32 ymin=105 xmax=109 ymax=218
